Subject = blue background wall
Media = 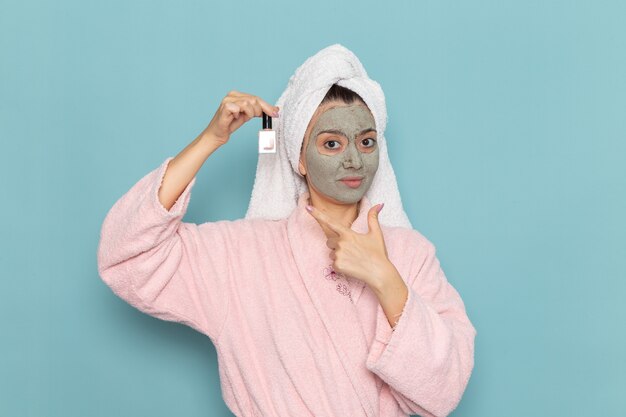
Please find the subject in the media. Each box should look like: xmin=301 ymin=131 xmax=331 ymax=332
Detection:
xmin=1 ymin=0 xmax=624 ymax=416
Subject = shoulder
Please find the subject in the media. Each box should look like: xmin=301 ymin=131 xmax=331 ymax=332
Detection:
xmin=380 ymin=225 xmax=441 ymax=287
xmin=380 ymin=224 xmax=438 ymax=277
xmin=196 ymin=216 xmax=287 ymax=238
xmin=381 ymin=224 xmax=436 ymax=254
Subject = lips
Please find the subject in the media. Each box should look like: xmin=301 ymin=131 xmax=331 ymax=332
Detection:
xmin=339 ymin=176 xmax=364 ymax=189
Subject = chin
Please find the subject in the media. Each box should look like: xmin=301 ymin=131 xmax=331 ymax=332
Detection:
xmin=308 ymin=181 xmax=366 ymax=205
xmin=329 ymin=192 xmax=364 ymax=205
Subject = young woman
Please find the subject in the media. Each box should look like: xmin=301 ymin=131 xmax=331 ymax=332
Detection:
xmin=97 ymin=44 xmax=476 ymax=417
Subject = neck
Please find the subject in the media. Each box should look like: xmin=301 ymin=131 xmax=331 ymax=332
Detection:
xmin=308 ymin=193 xmax=360 ymax=238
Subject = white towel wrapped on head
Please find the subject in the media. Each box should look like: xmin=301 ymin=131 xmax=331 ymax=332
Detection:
xmin=245 ymin=43 xmax=413 ymax=229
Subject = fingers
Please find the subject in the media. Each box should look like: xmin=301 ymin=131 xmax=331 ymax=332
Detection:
xmin=239 ymin=100 xmax=256 ymax=120
xmin=225 ymin=90 xmax=279 ymax=118
xmin=220 ymin=102 xmax=247 ymax=135
xmin=325 ymin=236 xmax=338 ymax=249
xmin=211 ymin=90 xmax=280 ymax=142
xmin=223 ymin=101 xmax=241 ymax=119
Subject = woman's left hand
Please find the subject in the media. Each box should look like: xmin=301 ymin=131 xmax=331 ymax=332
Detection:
xmin=306 ymin=203 xmax=396 ymax=290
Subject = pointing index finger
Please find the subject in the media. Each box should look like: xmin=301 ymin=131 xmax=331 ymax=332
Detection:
xmin=306 ymin=205 xmax=350 ymax=236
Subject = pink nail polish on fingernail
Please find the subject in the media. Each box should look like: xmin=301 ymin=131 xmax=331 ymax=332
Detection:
xmin=306 ymin=205 xmax=313 ymax=212
xmin=377 ymin=203 xmax=384 ymax=213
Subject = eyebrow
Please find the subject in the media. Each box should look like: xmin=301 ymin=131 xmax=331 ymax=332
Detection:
xmin=316 ymin=128 xmax=377 ymax=137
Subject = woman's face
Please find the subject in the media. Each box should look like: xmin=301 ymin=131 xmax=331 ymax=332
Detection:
xmin=299 ymin=101 xmax=379 ymax=204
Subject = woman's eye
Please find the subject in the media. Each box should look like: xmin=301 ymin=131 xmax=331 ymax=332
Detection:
xmin=362 ymin=138 xmax=377 ymax=148
xmin=324 ymin=140 xmax=340 ymax=150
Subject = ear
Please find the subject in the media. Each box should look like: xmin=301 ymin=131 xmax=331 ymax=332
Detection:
xmin=299 ymin=134 xmax=309 ymax=177
xmin=298 ymin=158 xmax=306 ymax=176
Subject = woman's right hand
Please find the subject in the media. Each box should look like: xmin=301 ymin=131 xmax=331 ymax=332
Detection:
xmin=201 ymin=90 xmax=280 ymax=147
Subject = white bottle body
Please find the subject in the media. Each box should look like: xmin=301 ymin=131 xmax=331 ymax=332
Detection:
xmin=259 ymin=129 xmax=276 ymax=153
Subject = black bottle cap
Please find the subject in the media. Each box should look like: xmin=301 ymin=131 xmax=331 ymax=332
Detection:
xmin=262 ymin=112 xmax=272 ymax=129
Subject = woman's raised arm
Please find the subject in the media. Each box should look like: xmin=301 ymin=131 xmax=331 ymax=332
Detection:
xmin=97 ymin=91 xmax=279 ymax=343
xmin=159 ymin=90 xmax=280 ymax=210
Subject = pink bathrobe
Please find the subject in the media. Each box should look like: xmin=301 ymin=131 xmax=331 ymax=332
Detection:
xmin=97 ymin=157 xmax=476 ymax=417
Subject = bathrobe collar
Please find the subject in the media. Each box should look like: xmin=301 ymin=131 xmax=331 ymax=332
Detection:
xmin=287 ymin=190 xmax=378 ymax=417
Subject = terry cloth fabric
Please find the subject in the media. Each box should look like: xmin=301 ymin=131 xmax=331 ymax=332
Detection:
xmin=97 ymin=156 xmax=477 ymax=417
xmin=245 ymin=43 xmax=413 ymax=229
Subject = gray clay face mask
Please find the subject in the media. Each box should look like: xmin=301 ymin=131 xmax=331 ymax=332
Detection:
xmin=304 ymin=104 xmax=379 ymax=204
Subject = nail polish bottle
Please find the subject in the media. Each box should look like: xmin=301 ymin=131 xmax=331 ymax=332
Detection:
xmin=259 ymin=112 xmax=276 ymax=153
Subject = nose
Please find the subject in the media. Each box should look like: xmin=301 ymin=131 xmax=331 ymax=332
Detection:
xmin=342 ymin=141 xmax=363 ymax=170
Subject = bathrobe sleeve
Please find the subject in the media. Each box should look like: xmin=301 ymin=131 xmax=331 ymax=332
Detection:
xmin=97 ymin=156 xmax=231 ymax=344
xmin=365 ymin=239 xmax=477 ymax=417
